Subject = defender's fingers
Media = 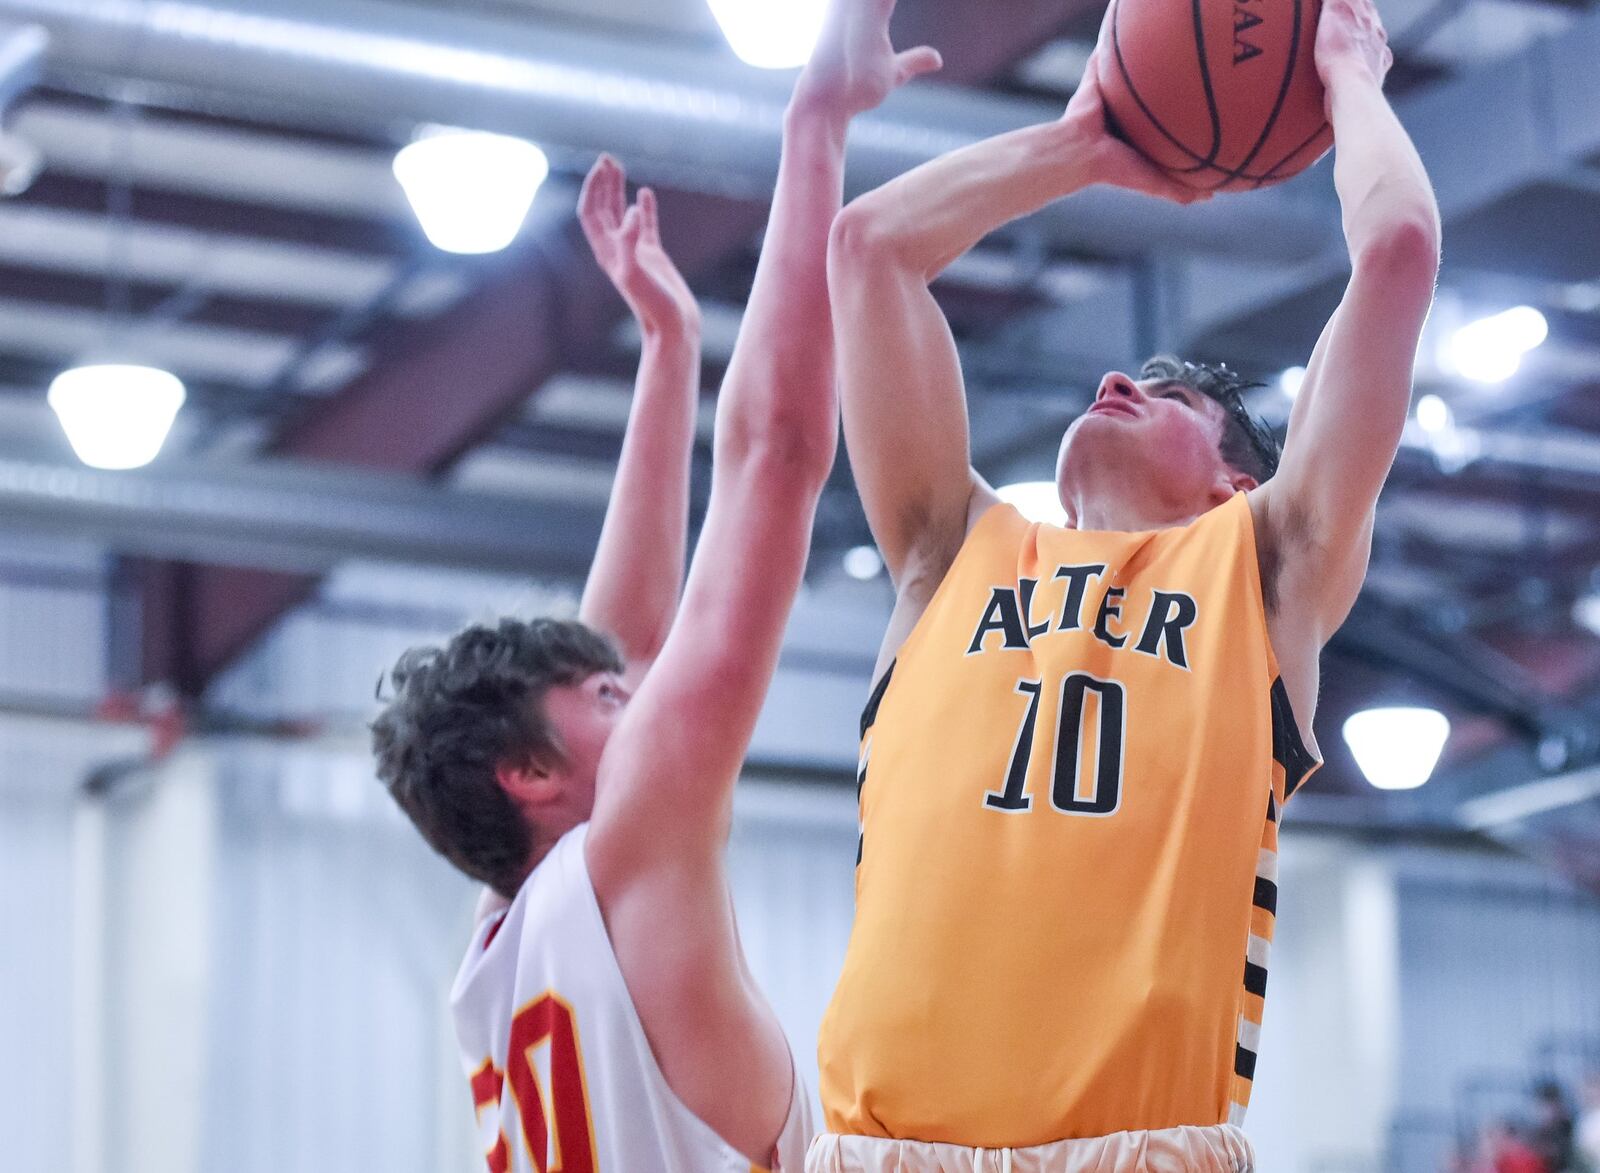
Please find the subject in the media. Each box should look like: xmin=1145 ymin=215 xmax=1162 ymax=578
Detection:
xmin=578 ymin=156 xmax=607 ymax=222
xmin=894 ymin=46 xmax=943 ymax=84
xmin=619 ymin=203 xmax=644 ymax=249
xmin=603 ymin=157 xmax=628 ymax=225
xmin=637 ymin=187 xmax=660 ymax=244
xmin=580 ymin=154 xmax=624 ymax=230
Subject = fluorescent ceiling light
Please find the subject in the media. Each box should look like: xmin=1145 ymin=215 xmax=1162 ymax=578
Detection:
xmin=706 ymin=0 xmax=830 ymax=69
xmin=1415 ymin=393 xmax=1452 ymax=434
xmin=1447 ymin=306 xmax=1548 ymax=385
xmin=1278 ymin=366 xmax=1306 ymax=399
xmin=997 ymin=481 xmax=1067 ymax=527
xmin=843 ymin=545 xmax=883 ymax=581
xmin=48 ymin=364 xmax=186 ymax=470
xmin=393 ymin=128 xmax=549 ymax=255
xmin=1575 ymin=593 xmax=1600 ymax=638
xmin=1342 ymin=706 xmax=1450 ymax=791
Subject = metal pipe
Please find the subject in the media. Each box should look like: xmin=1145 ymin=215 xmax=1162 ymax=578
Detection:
xmin=0 ymin=451 xmax=606 ymax=576
xmin=0 ymin=0 xmax=1332 ymax=260
xmin=0 ymin=20 xmax=44 ymax=108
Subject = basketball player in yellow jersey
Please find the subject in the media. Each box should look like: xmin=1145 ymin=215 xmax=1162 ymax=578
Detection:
xmin=810 ymin=0 xmax=1439 ymax=1169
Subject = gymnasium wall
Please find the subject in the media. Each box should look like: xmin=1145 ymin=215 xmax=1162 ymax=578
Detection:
xmin=2 ymin=554 xmax=1597 ymax=1173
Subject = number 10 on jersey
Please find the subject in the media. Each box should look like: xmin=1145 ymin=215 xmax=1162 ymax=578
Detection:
xmin=985 ymin=672 xmax=1126 ymax=815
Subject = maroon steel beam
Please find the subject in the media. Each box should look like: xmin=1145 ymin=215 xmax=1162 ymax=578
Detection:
xmin=892 ymin=0 xmax=1085 ymax=83
xmin=136 ymin=0 xmax=1100 ymax=694
xmin=0 ymin=260 xmax=332 ymax=336
xmin=141 ymin=189 xmax=764 ymax=686
xmin=18 ymin=171 xmax=414 ymax=257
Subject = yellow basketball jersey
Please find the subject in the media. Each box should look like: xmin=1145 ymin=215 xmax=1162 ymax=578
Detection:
xmin=818 ymin=493 xmax=1319 ymax=1146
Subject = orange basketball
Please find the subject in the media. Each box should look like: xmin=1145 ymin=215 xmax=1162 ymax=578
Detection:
xmin=1097 ymin=0 xmax=1333 ymax=192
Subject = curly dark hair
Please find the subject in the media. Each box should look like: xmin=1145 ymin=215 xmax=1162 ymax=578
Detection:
xmin=1139 ymin=355 xmax=1281 ymax=483
xmin=371 ymin=617 xmax=623 ymax=898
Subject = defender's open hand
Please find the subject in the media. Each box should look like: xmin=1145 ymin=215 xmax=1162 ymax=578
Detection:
xmin=793 ymin=0 xmax=942 ymax=122
xmin=579 ymin=154 xmax=699 ymax=334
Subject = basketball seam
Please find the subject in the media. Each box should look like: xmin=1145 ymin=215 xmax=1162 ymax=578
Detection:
xmin=1110 ymin=0 xmax=1330 ymax=188
xmin=1111 ymin=0 xmax=1224 ymax=173
xmin=1205 ymin=0 xmax=1307 ymax=191
xmin=1190 ymin=0 xmax=1226 ymax=170
xmin=1256 ymin=119 xmax=1333 ymax=182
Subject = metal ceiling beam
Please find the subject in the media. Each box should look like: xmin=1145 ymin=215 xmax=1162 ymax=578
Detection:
xmin=0 ymin=258 xmax=331 ymax=335
xmin=100 ymin=0 xmax=1130 ymax=695
xmin=0 ymin=200 xmax=410 ymax=313
xmin=0 ymin=20 xmax=43 ymax=110
xmin=0 ymin=451 xmax=605 ymax=576
xmin=10 ymin=94 xmax=410 ymax=219
xmin=1172 ymin=0 xmax=1600 ymax=345
xmin=890 ymin=2 xmax=1077 ymax=84
xmin=1328 ymin=597 xmax=1557 ymax=742
xmin=15 ymin=170 xmax=414 ymax=256
xmin=0 ymin=0 xmax=1330 ymax=260
xmin=134 ymin=183 xmax=766 ymax=689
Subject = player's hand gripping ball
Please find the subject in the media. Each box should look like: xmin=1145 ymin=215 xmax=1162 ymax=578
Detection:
xmin=1095 ymin=0 xmax=1336 ymax=192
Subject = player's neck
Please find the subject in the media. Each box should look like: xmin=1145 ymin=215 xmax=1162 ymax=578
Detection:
xmin=1063 ymin=480 xmax=1214 ymax=534
xmin=524 ymin=805 xmax=586 ymax=875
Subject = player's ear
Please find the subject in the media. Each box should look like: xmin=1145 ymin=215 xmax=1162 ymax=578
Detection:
xmin=1226 ymin=467 xmax=1259 ymax=494
xmin=1208 ymin=465 xmax=1256 ymax=508
xmin=495 ymin=754 xmax=563 ymax=806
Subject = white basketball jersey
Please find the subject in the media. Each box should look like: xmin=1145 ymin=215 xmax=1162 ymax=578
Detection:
xmin=450 ymin=823 xmax=812 ymax=1173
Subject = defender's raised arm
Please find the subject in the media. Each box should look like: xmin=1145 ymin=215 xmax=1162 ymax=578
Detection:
xmin=581 ymin=1 xmax=938 ymax=1161
xmin=575 ymin=154 xmax=701 ymax=689
xmin=587 ymin=0 xmax=939 ymax=868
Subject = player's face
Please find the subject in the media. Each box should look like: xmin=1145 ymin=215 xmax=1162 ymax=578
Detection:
xmin=539 ymin=671 xmax=631 ymax=812
xmin=1056 ymin=372 xmax=1233 ymax=505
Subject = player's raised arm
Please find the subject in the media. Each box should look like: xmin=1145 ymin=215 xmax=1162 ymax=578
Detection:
xmin=829 ymin=11 xmax=1202 ymax=593
xmin=575 ymin=155 xmax=701 ymax=688
xmin=1258 ymin=0 xmax=1441 ymax=643
xmin=587 ymin=0 xmax=937 ymax=869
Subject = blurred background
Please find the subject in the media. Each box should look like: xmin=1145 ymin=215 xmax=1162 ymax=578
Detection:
xmin=0 ymin=0 xmax=1596 ymax=1170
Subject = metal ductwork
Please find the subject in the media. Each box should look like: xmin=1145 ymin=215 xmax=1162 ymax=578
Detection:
xmin=0 ymin=0 xmax=1335 ymax=260
xmin=0 ymin=19 xmax=43 ymax=109
xmin=0 ymin=452 xmax=605 ymax=576
xmin=0 ymin=21 xmax=46 ymax=193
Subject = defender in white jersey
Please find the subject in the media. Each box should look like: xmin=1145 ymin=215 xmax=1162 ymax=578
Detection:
xmin=371 ymin=4 xmax=941 ymax=1170
xmin=452 ymin=826 xmax=810 ymax=1172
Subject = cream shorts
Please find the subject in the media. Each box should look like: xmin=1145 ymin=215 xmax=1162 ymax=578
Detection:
xmin=805 ymin=1124 xmax=1254 ymax=1173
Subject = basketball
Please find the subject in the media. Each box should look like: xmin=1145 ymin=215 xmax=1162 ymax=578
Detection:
xmin=1097 ymin=0 xmax=1333 ymax=191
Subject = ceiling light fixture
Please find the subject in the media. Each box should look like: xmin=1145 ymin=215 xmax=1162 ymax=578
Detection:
xmin=1447 ymin=306 xmax=1548 ymax=385
xmin=394 ymin=127 xmax=549 ymax=255
xmin=1342 ymin=706 xmax=1450 ymax=791
xmin=1278 ymin=366 xmax=1306 ymax=400
xmin=843 ymin=545 xmax=884 ymax=581
xmin=1415 ymin=393 xmax=1452 ymax=434
xmin=48 ymin=364 xmax=186 ymax=470
xmin=1575 ymin=592 xmax=1600 ymax=638
xmin=706 ymin=0 xmax=830 ymax=69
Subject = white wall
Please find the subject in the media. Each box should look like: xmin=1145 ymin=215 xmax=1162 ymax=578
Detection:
xmin=4 ymin=553 xmax=1597 ymax=1173
xmin=7 ymin=733 xmax=1600 ymax=1173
